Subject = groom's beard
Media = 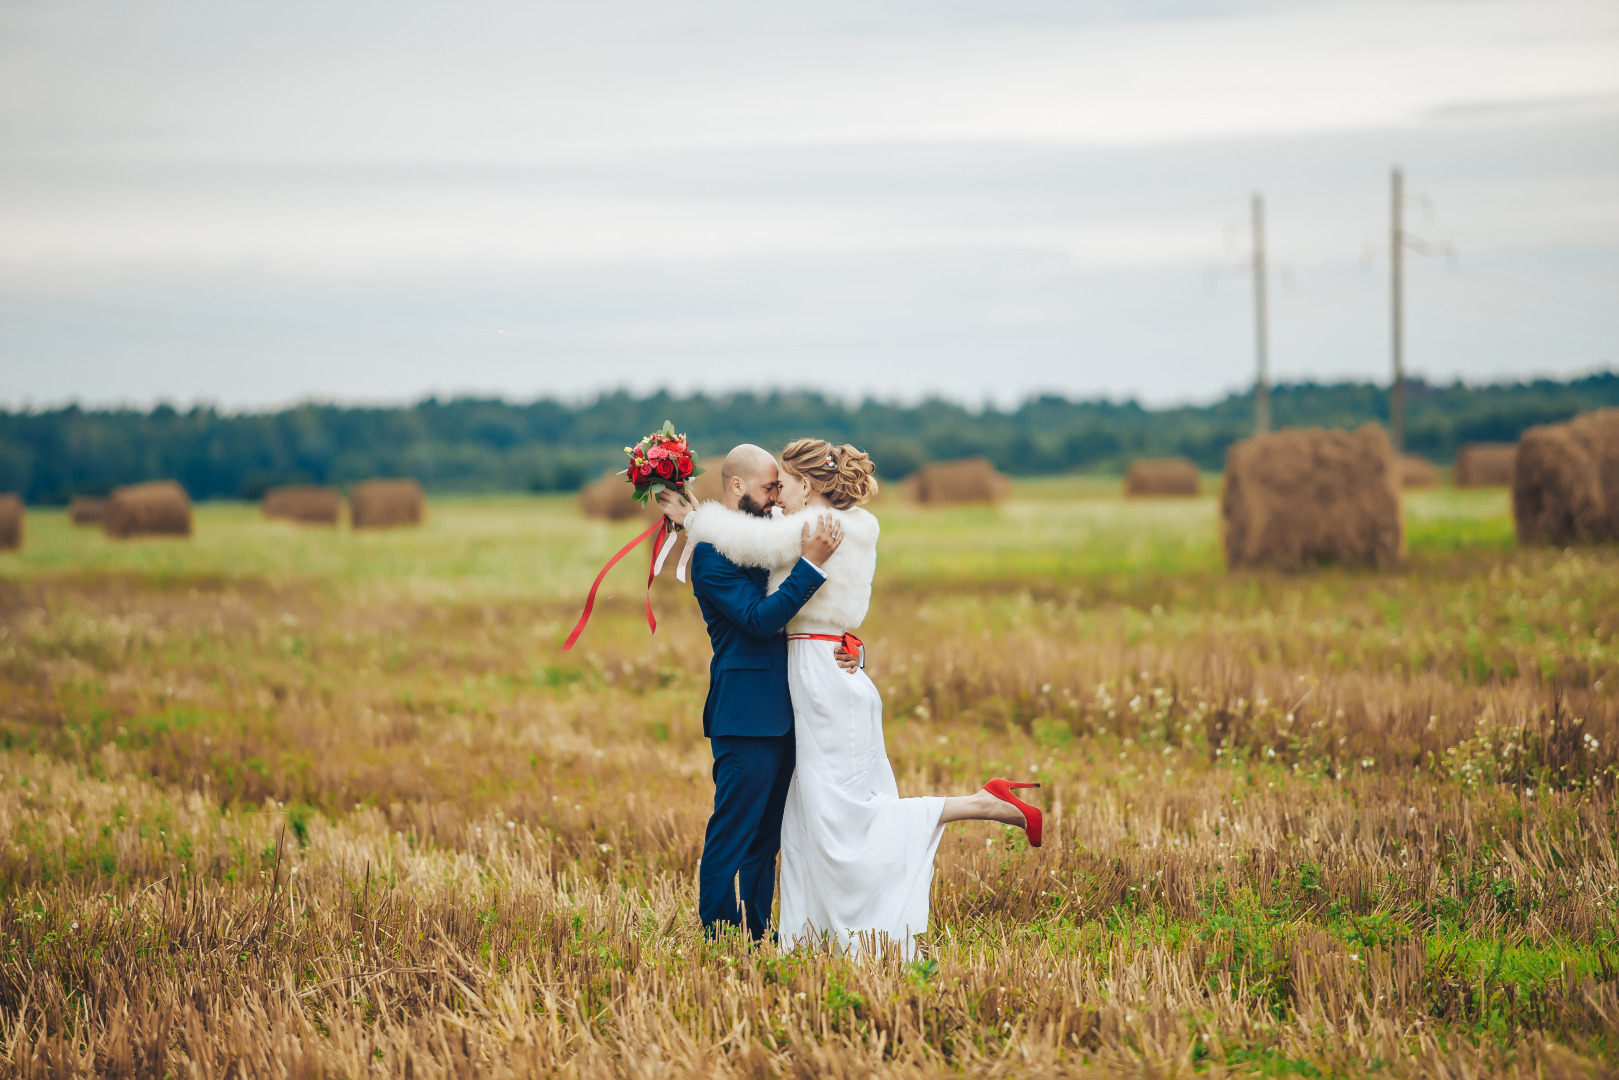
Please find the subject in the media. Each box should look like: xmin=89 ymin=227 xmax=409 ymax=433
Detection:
xmin=738 ymin=493 xmax=772 ymax=518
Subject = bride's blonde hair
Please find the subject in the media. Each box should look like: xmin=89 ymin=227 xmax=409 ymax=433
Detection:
xmin=780 ymin=439 xmax=879 ymax=510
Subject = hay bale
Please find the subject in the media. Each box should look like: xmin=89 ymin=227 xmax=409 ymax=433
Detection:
xmin=1399 ymin=454 xmax=1442 ymax=490
xmin=686 ymin=468 xmax=724 ymax=505
xmin=0 ymin=494 xmax=21 ymax=552
xmin=349 ymin=479 xmax=425 ymax=529
xmin=104 ymin=482 xmax=192 ymax=539
xmin=263 ymin=485 xmax=342 ymax=525
xmin=1124 ymin=458 xmax=1202 ymax=498
xmin=578 ymin=471 xmax=653 ymax=521
xmin=1513 ymin=408 xmax=1619 ymax=546
xmin=1221 ymin=424 xmax=1403 ymax=570
xmin=909 ymin=457 xmax=1012 ymax=506
xmin=68 ymin=497 xmax=106 ymax=526
xmin=1453 ymin=443 xmax=1516 ymax=487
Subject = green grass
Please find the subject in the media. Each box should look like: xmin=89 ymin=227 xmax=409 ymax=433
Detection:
xmin=4 ymin=480 xmax=1517 ymax=599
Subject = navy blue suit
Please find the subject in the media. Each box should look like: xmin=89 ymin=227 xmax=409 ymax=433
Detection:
xmin=690 ymin=540 xmax=825 ymax=939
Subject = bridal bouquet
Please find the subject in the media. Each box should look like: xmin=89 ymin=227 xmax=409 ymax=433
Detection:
xmin=562 ymin=420 xmax=698 ymax=651
xmin=624 ymin=421 xmax=704 ymax=512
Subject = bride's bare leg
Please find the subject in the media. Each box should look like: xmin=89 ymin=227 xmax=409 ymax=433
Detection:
xmin=940 ymin=789 xmax=1025 ymax=827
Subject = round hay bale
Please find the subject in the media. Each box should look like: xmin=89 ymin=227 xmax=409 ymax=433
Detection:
xmin=1399 ymin=454 xmax=1442 ymax=489
xmin=104 ymin=482 xmax=192 ymax=539
xmin=578 ymin=470 xmax=652 ymax=521
xmin=349 ymin=479 xmax=425 ymax=529
xmin=685 ymin=467 xmax=724 ymax=505
xmin=909 ymin=457 xmax=1012 ymax=506
xmin=1513 ymin=408 xmax=1619 ymax=546
xmin=68 ymin=497 xmax=107 ymax=526
xmin=0 ymin=493 xmax=22 ymax=552
xmin=1221 ymin=424 xmax=1404 ymax=570
xmin=1124 ymin=458 xmax=1202 ymax=498
xmin=263 ymin=485 xmax=342 ymax=525
xmin=1453 ymin=443 xmax=1516 ymax=487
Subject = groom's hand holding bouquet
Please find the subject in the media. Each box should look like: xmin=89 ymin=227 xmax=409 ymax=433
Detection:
xmin=561 ymin=421 xmax=702 ymax=650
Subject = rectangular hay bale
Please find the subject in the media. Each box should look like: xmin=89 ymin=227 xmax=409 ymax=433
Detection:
xmin=263 ymin=485 xmax=343 ymax=525
xmin=1399 ymin=454 xmax=1442 ymax=489
xmin=0 ymin=493 xmax=22 ymax=551
xmin=68 ymin=497 xmax=107 ymax=526
xmin=909 ymin=457 xmax=1012 ymax=506
xmin=1125 ymin=458 xmax=1202 ymax=497
xmin=1453 ymin=443 xmax=1516 ymax=487
xmin=349 ymin=479 xmax=425 ymax=529
xmin=104 ymin=482 xmax=193 ymax=539
xmin=579 ymin=470 xmax=654 ymax=521
xmin=1221 ymin=424 xmax=1404 ymax=570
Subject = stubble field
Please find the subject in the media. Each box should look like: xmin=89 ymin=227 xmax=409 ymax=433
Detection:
xmin=0 ymin=479 xmax=1615 ymax=1078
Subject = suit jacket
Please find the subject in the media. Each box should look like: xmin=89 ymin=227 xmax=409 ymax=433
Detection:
xmin=691 ymin=541 xmax=825 ymax=738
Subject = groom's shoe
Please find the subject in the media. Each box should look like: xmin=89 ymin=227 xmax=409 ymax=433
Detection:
xmin=984 ymin=778 xmax=1043 ymax=848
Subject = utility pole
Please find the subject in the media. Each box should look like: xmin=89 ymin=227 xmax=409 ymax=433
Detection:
xmin=1251 ymin=193 xmax=1271 ymax=435
xmin=1390 ymin=168 xmax=1405 ymax=453
xmin=1380 ymin=166 xmax=1453 ymax=454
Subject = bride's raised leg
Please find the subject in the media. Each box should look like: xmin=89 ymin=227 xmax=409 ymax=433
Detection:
xmin=938 ymin=780 xmax=1043 ymax=847
xmin=939 ymin=789 xmax=1023 ymax=826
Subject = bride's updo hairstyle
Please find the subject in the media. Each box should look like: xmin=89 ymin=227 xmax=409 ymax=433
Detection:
xmin=780 ymin=439 xmax=879 ymax=510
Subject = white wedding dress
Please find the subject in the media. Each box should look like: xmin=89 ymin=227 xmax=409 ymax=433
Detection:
xmin=683 ymin=502 xmax=946 ymax=957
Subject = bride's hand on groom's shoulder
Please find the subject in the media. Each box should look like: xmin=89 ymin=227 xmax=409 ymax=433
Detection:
xmin=801 ymin=514 xmax=844 ymax=566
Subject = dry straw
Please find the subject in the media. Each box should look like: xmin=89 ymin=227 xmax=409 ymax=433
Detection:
xmin=1124 ymin=458 xmax=1201 ymax=498
xmin=1398 ymin=453 xmax=1441 ymax=489
xmin=67 ymin=496 xmax=107 ymax=526
xmin=1514 ymin=407 xmax=1619 ymax=546
xmin=0 ymin=493 xmax=21 ymax=551
xmin=578 ymin=470 xmax=654 ymax=521
xmin=263 ymin=485 xmax=343 ymax=525
xmin=1454 ymin=442 xmax=1516 ymax=487
xmin=907 ymin=457 xmax=1012 ymax=506
xmin=103 ymin=481 xmax=192 ymax=539
xmin=1221 ymin=424 xmax=1404 ymax=569
xmin=349 ymin=479 xmax=425 ymax=529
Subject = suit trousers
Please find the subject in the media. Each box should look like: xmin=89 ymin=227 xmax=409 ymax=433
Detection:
xmin=699 ymin=732 xmax=796 ymax=940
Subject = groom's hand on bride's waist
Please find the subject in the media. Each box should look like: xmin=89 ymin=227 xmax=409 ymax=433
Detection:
xmin=832 ymin=646 xmax=860 ymax=674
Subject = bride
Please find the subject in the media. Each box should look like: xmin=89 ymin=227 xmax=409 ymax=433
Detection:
xmin=677 ymin=438 xmax=1042 ymax=956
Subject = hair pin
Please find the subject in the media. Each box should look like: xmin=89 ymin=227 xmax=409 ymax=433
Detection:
xmin=825 ymin=454 xmax=837 ymax=467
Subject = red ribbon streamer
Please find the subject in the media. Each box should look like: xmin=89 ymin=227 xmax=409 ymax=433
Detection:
xmin=561 ymin=516 xmax=668 ymax=651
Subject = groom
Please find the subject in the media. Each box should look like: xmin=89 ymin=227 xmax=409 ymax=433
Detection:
xmin=659 ymin=444 xmax=849 ymax=941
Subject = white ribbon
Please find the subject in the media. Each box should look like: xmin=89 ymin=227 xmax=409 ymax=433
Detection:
xmin=674 ymin=534 xmax=696 ymax=583
xmin=652 ymin=528 xmax=681 ymax=578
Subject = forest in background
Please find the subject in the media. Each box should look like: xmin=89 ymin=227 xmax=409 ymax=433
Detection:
xmin=1 ymin=372 xmax=1614 ymax=504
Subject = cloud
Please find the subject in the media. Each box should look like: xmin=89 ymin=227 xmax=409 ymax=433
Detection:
xmin=0 ymin=0 xmax=1615 ymax=405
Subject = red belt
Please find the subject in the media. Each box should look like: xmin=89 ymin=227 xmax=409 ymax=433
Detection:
xmin=788 ymin=631 xmax=864 ymax=667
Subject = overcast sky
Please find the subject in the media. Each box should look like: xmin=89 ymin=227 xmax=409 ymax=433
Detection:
xmin=2 ymin=0 xmax=1616 ymax=409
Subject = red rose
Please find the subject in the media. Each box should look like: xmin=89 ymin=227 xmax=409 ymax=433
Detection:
xmin=677 ymin=456 xmax=693 ymax=477
xmin=664 ymin=439 xmax=687 ymax=455
xmin=655 ymin=458 xmax=675 ymax=479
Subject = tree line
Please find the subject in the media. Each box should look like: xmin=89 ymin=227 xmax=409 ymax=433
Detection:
xmin=1 ymin=373 xmax=1613 ymax=504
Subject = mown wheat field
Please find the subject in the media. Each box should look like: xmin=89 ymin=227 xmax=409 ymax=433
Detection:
xmin=0 ymin=479 xmax=1615 ymax=1079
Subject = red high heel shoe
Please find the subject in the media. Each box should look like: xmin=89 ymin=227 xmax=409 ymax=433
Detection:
xmin=984 ymin=778 xmax=1043 ymax=848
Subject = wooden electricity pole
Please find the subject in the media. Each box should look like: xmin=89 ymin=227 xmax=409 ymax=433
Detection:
xmin=1251 ymin=193 xmax=1271 ymax=435
xmin=1389 ymin=167 xmax=1406 ymax=453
